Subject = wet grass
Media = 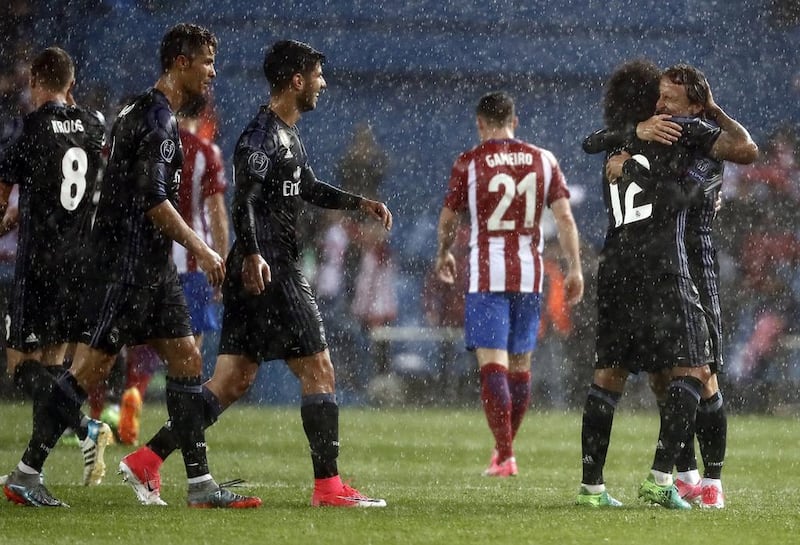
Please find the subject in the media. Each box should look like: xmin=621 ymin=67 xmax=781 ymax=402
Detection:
xmin=1 ymin=402 xmax=798 ymax=544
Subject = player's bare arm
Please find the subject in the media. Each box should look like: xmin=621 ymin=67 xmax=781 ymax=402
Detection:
xmin=359 ymin=198 xmax=393 ymax=230
xmin=550 ymin=197 xmax=584 ymax=306
xmin=705 ymin=88 xmax=759 ymax=164
xmin=206 ymin=192 xmax=230 ymax=258
xmin=0 ymin=205 xmax=18 ymax=237
xmin=435 ymin=206 xmax=458 ymax=284
xmin=146 ymin=200 xmax=226 ymax=286
xmin=636 ymin=114 xmax=683 ymax=145
xmin=0 ymin=181 xmax=13 ymax=236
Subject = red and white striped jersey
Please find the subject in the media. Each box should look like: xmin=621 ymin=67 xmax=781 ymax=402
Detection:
xmin=443 ymin=138 xmax=570 ymax=293
xmin=172 ymin=128 xmax=228 ymax=273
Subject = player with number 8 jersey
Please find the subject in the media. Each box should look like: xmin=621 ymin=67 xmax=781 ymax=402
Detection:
xmin=0 ymin=59 xmax=105 ymax=354
xmin=0 ymin=47 xmax=112 ymax=506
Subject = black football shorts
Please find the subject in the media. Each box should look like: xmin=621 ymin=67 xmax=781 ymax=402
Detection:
xmin=78 ymin=269 xmax=193 ymax=354
xmin=595 ymin=261 xmax=713 ymax=374
xmin=218 ymin=267 xmax=327 ymax=363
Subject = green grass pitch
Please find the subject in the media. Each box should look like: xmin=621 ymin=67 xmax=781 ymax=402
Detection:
xmin=1 ymin=401 xmax=799 ymax=544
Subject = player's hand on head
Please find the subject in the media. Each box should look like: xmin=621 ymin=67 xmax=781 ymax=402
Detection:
xmin=242 ymin=253 xmax=271 ymax=295
xmin=636 ymin=114 xmax=682 ymax=145
xmin=361 ymin=199 xmax=393 ymax=231
xmin=704 ymin=86 xmax=721 ymax=120
xmin=198 ymin=246 xmax=226 ymax=287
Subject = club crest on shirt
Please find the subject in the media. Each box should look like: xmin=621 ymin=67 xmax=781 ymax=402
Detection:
xmin=248 ymin=151 xmax=270 ymax=176
xmin=278 ymin=129 xmax=294 ymax=158
xmin=160 ymin=139 xmax=176 ymax=162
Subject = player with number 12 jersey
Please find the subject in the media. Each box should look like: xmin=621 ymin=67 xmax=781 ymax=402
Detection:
xmin=0 ymin=102 xmax=105 ymax=351
xmin=443 ymin=138 xmax=570 ymax=294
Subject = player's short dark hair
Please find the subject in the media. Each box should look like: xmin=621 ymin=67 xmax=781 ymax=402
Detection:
xmin=662 ymin=63 xmax=710 ymax=109
xmin=476 ymin=91 xmax=515 ymax=126
xmin=160 ymin=23 xmax=218 ymax=72
xmin=603 ymin=58 xmax=661 ymax=130
xmin=263 ymin=40 xmax=325 ymax=91
xmin=30 ymin=47 xmax=74 ymax=92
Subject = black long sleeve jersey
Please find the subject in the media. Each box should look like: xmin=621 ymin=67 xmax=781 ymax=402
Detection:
xmin=586 ymin=116 xmax=721 ymax=278
xmin=90 ymin=88 xmax=183 ymax=286
xmin=0 ymin=102 xmax=105 ymax=280
xmin=229 ymin=107 xmax=362 ymax=278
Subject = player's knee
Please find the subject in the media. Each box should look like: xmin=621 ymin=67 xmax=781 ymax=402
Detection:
xmin=592 ymin=367 xmax=627 ymax=393
xmin=301 ymin=366 xmax=335 ymax=392
xmin=648 ymin=371 xmax=669 ymax=400
xmin=225 ymin=371 xmax=256 ymax=402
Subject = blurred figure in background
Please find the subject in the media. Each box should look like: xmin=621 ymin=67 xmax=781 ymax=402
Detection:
xmin=351 ymin=220 xmax=398 ymax=380
xmin=337 ymin=122 xmax=388 ymax=199
xmin=722 ymin=126 xmax=800 ymax=409
xmin=532 ymin=241 xmax=575 ymax=409
xmin=313 ymin=209 xmax=371 ymax=395
xmin=423 ymin=220 xmax=471 ymax=403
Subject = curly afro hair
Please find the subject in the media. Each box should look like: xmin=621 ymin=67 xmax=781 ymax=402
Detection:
xmin=603 ymin=58 xmax=661 ymax=130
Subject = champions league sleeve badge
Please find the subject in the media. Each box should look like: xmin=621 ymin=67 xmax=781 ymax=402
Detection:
xmin=160 ymin=139 xmax=176 ymax=162
xmin=248 ymin=151 xmax=270 ymax=177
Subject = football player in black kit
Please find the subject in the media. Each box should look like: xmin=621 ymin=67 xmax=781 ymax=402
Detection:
xmin=576 ymin=61 xmax=756 ymax=509
xmin=121 ymin=39 xmax=391 ymax=508
xmin=4 ymin=24 xmax=261 ymax=509
xmin=0 ymin=47 xmax=114 ymax=504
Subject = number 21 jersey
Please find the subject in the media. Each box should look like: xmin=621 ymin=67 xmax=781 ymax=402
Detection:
xmin=443 ymin=138 xmax=571 ymax=293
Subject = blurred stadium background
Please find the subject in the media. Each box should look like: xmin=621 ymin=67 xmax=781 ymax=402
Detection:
xmin=2 ymin=0 xmax=800 ymax=411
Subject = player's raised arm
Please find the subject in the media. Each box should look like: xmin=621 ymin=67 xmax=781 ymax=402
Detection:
xmin=705 ymin=87 xmax=758 ymax=164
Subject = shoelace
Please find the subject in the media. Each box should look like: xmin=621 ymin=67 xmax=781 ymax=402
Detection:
xmin=218 ymin=478 xmax=246 ymax=488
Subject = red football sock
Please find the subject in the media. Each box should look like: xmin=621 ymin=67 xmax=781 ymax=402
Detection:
xmin=480 ymin=363 xmax=513 ymax=461
xmin=88 ymin=383 xmax=107 ymax=420
xmin=508 ymin=371 xmax=531 ymax=439
xmin=125 ymin=346 xmax=159 ymax=395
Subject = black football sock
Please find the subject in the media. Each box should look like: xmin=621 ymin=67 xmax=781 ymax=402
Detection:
xmin=13 ymin=360 xmax=55 ymax=414
xmin=41 ymin=365 xmax=89 ymax=439
xmin=301 ymin=393 xmax=339 ymax=479
xmin=697 ymin=391 xmax=726 ymax=480
xmin=581 ymin=383 xmax=621 ymax=485
xmin=652 ymin=376 xmax=702 ymax=474
xmin=148 ymin=385 xmax=223 ymax=461
xmin=21 ymin=372 xmax=86 ymax=472
xmin=165 ymin=376 xmax=209 ymax=479
xmin=663 ymin=399 xmax=699 ymax=473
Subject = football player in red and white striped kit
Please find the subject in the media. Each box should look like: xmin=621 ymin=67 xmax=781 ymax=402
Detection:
xmin=436 ymin=91 xmax=583 ymax=477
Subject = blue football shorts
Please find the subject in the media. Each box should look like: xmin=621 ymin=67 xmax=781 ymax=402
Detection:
xmin=180 ymin=271 xmax=219 ymax=335
xmin=464 ymin=291 xmax=541 ymax=354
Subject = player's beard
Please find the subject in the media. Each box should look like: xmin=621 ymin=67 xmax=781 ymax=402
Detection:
xmin=298 ymin=89 xmax=318 ymax=112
